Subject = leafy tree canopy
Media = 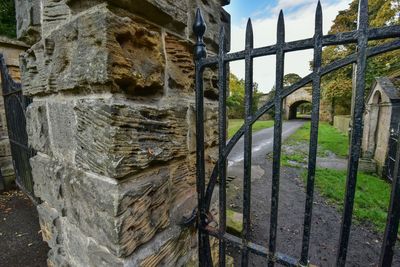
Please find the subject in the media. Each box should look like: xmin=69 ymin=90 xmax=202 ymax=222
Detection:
xmin=283 ymin=73 xmax=302 ymax=87
xmin=321 ymin=0 xmax=400 ymax=112
xmin=227 ymin=73 xmax=262 ymax=119
xmin=0 ymin=0 xmax=17 ymax=38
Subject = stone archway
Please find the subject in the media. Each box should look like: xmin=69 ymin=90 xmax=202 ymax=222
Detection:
xmin=283 ymin=86 xmax=312 ymax=120
xmin=288 ymin=100 xmax=312 ymax=120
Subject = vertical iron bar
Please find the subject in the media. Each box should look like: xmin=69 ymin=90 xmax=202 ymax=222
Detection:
xmin=336 ymin=0 xmax=369 ymax=266
xmin=300 ymin=2 xmax=323 ymax=265
xmin=241 ymin=19 xmax=254 ymax=267
xmin=268 ymin=11 xmax=285 ymax=267
xmin=218 ymin=26 xmax=228 ymax=267
xmin=379 ymin=126 xmax=400 ymax=266
xmin=193 ymin=9 xmax=212 ymax=267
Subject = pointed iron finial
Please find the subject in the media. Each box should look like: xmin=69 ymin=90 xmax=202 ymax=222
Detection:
xmin=315 ymin=1 xmax=323 ymax=34
xmin=277 ymin=10 xmax=285 ymax=44
xmin=193 ymin=8 xmax=207 ymax=60
xmin=245 ymin=19 xmax=254 ymax=49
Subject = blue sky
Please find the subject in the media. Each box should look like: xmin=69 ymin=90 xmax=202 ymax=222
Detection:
xmin=224 ymin=0 xmax=352 ymax=92
xmin=225 ymin=0 xmax=274 ymax=24
xmin=226 ymin=0 xmax=315 ymax=25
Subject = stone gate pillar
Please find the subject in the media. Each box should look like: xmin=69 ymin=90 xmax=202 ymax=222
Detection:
xmin=17 ymin=0 xmax=230 ymax=266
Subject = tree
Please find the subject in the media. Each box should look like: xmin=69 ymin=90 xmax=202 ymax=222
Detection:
xmin=0 ymin=0 xmax=16 ymax=38
xmin=320 ymin=0 xmax=400 ymax=115
xmin=227 ymin=73 xmax=262 ymax=119
xmin=283 ymin=73 xmax=302 ymax=87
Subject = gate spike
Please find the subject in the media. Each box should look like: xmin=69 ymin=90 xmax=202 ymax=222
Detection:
xmin=316 ymin=1 xmax=322 ymax=32
xmin=269 ymin=9 xmax=286 ymax=267
xmin=241 ymin=16 xmax=254 ymax=267
xmin=193 ymin=8 xmax=207 ymax=60
xmin=277 ymin=10 xmax=285 ymax=45
xmin=245 ymin=18 xmax=254 ymax=49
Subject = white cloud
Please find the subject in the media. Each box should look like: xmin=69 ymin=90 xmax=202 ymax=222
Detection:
xmin=229 ymin=0 xmax=351 ymax=93
xmin=273 ymin=0 xmax=316 ymax=13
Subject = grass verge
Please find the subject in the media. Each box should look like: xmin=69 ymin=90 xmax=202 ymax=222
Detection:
xmin=302 ymin=168 xmax=390 ymax=233
xmin=228 ymin=119 xmax=274 ymax=139
xmin=288 ymin=121 xmax=349 ymax=157
xmin=282 ymin=122 xmax=390 ymax=232
xmin=281 ymin=122 xmax=349 ymax=167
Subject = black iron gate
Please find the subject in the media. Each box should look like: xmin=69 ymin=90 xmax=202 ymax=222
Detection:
xmin=193 ymin=0 xmax=400 ymax=266
xmin=0 ymin=54 xmax=35 ymax=201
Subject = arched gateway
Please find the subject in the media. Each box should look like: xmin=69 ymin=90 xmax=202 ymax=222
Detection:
xmin=283 ymin=86 xmax=312 ymax=120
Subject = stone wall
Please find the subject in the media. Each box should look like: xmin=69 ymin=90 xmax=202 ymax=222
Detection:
xmin=17 ymin=0 xmax=229 ymax=266
xmin=0 ymin=36 xmax=29 ymax=190
xmin=333 ymin=115 xmax=351 ymax=136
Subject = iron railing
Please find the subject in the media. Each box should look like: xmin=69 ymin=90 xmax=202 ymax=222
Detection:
xmin=193 ymin=0 xmax=400 ymax=266
xmin=0 ymin=54 xmax=36 ymax=201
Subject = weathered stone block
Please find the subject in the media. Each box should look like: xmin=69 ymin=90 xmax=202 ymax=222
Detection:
xmin=42 ymin=0 xmax=71 ymax=38
xmin=187 ymin=102 xmax=219 ymax=153
xmin=164 ymin=33 xmax=218 ymax=99
xmin=75 ymin=99 xmax=189 ymax=178
xmin=188 ymin=0 xmax=231 ymax=52
xmin=20 ymin=5 xmax=165 ymax=97
xmin=123 ymin=226 xmax=197 ymax=267
xmin=15 ymin=0 xmax=42 ymax=44
xmin=67 ymin=0 xmax=188 ymax=35
xmin=32 ymin=156 xmax=64 ymax=212
xmin=165 ymin=34 xmax=194 ymax=94
xmin=47 ymin=102 xmax=77 ymax=162
xmin=31 ymin=154 xmax=199 ymax=257
xmin=37 ymin=202 xmax=62 ymax=248
xmin=26 ymin=97 xmax=217 ymax=178
xmin=60 ymin=218 xmax=123 ymax=267
xmin=26 ymin=102 xmax=51 ymax=155
xmin=27 ymin=100 xmax=77 ymax=162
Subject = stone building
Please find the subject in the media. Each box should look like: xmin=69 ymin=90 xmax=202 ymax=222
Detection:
xmin=15 ymin=0 xmax=229 ymax=266
xmin=0 ymin=36 xmax=28 ymax=190
xmin=362 ymin=77 xmax=400 ymax=177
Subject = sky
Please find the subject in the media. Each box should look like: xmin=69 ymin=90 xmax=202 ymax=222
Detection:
xmin=224 ymin=0 xmax=352 ymax=93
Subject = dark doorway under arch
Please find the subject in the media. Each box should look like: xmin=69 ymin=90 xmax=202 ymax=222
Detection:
xmin=288 ymin=100 xmax=312 ymax=120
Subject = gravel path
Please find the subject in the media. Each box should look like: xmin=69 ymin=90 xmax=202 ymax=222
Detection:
xmin=0 ymin=190 xmax=48 ymax=267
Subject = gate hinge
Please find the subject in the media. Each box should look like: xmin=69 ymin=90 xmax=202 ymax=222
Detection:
xmin=180 ymin=208 xmax=198 ymax=227
xmin=180 ymin=208 xmax=218 ymax=233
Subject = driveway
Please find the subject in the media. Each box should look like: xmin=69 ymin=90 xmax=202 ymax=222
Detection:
xmin=228 ymin=120 xmax=305 ymax=167
xmin=225 ymin=120 xmax=400 ymax=266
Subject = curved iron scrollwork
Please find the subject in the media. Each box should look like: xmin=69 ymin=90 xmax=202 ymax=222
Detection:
xmin=193 ymin=0 xmax=400 ymax=266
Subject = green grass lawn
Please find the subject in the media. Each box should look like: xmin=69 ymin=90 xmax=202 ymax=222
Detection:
xmin=282 ymin=122 xmax=349 ymax=167
xmin=303 ymin=168 xmax=391 ymax=233
xmin=228 ymin=119 xmax=274 ymax=139
xmin=288 ymin=121 xmax=349 ymax=157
